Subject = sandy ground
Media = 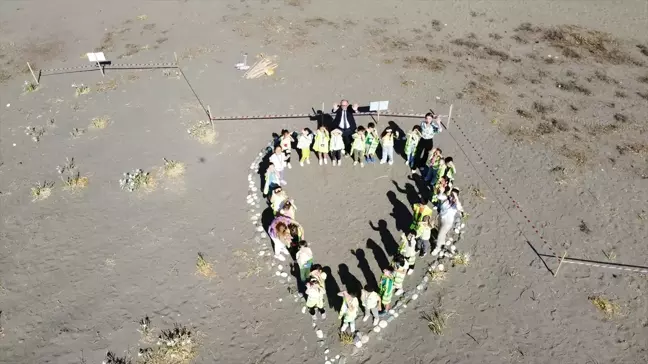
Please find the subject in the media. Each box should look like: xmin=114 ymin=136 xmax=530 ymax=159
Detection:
xmin=1 ymin=1 xmax=647 ymax=363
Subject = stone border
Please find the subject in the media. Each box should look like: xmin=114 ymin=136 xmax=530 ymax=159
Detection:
xmin=245 ymin=138 xmax=468 ymax=364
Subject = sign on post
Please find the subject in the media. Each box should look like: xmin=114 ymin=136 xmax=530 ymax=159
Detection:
xmin=369 ymin=100 xmax=389 ymax=122
xmin=86 ymin=52 xmax=108 ymax=77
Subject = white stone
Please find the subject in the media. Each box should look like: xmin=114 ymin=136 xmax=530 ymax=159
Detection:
xmin=258 ymin=152 xmax=264 ymax=156
xmin=437 ymin=264 xmax=445 ymax=272
xmin=278 ymin=298 xmax=282 ymax=302
xmin=278 ymin=265 xmax=283 ymax=270
xmin=412 ymin=293 xmax=419 ymax=300
xmin=378 ymin=320 xmax=388 ymax=328
xmin=260 ymin=232 xmax=268 ymax=239
xmin=251 ymin=187 xmax=257 ymax=192
xmin=454 ymin=228 xmax=460 ymax=234
xmin=324 ymin=349 xmax=330 ymax=354
xmin=355 ymin=342 xmax=362 ymax=348
xmin=417 ymin=285 xmax=423 ymax=290
xmin=316 ymin=330 xmax=324 ymax=339
xmin=258 ymin=251 xmax=265 ymax=256
xmin=447 ymin=237 xmax=453 ymax=243
xmin=302 ymin=307 xmax=306 ymax=314
xmin=460 ymin=223 xmax=466 ymax=229
xmin=335 ymin=355 xmax=340 ymax=359
xmin=275 ymin=271 xmax=281 ymax=276
xmin=256 ymin=226 xmax=264 ymax=232
xmin=423 ymin=276 xmax=429 ymax=282
xmin=403 ymin=304 xmax=407 ymax=308
xmin=388 ymin=309 xmax=395 ymax=315
xmin=393 ymin=312 xmax=399 ymax=318
xmin=373 ymin=326 xmax=381 ymax=333
xmin=280 ymin=272 xmax=288 ymax=277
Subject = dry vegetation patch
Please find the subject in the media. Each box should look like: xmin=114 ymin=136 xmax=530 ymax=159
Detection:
xmin=403 ymin=56 xmax=447 ymax=71
xmin=31 ymin=181 xmax=54 ymax=202
xmin=187 ymin=121 xmax=217 ymax=144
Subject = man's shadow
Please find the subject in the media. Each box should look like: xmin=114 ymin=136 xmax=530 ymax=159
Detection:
xmin=386 ymin=190 xmax=413 ymax=233
xmin=369 ymin=219 xmax=399 ymax=257
xmin=351 ymin=248 xmax=378 ymax=291
xmin=322 ymin=266 xmax=342 ymax=311
xmin=310 ymin=108 xmax=334 ymax=130
xmin=366 ymin=239 xmax=390 ymax=271
xmin=338 ymin=263 xmax=362 ymax=297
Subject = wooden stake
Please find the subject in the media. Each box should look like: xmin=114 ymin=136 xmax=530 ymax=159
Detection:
xmin=446 ymin=104 xmax=453 ymax=129
xmin=377 ymin=108 xmax=380 ymax=123
xmin=26 ymin=62 xmax=39 ymax=85
xmin=554 ymin=251 xmax=567 ymax=277
xmin=97 ymin=60 xmax=105 ymax=77
xmin=174 ymin=52 xmax=178 ymax=64
xmin=208 ymin=105 xmax=214 ymax=132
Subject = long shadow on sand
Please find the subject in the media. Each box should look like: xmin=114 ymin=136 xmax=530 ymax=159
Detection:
xmin=322 ymin=266 xmax=342 ymax=311
xmin=366 ymin=238 xmax=390 ymax=271
xmin=351 ymin=248 xmax=379 ymax=291
xmin=386 ymin=190 xmax=413 ymax=233
xmin=338 ymin=263 xmax=363 ymax=297
xmin=369 ymin=219 xmax=399 ymax=256
xmin=407 ymin=173 xmax=432 ymax=202
xmin=392 ymin=180 xmax=421 ymax=207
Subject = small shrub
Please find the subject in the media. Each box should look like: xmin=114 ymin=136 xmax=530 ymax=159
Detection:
xmin=163 ymin=158 xmax=185 ymax=178
xmin=119 ymin=169 xmax=153 ymax=192
xmin=339 ymin=331 xmax=355 ymax=345
xmin=90 ymin=116 xmax=110 ymax=129
xmin=31 ymin=181 xmax=54 ymax=202
xmin=516 ymin=109 xmax=533 ymax=119
xmin=70 ymin=127 xmax=86 ymax=138
xmin=428 ymin=270 xmax=447 ymax=282
xmin=103 ymin=351 xmax=132 ymax=364
xmin=196 ymin=253 xmax=216 ymax=278
xmin=421 ymin=310 xmax=451 ymax=335
xmin=147 ymin=325 xmax=197 ymax=363
xmin=72 ymin=83 xmax=90 ymax=96
xmin=579 ymin=220 xmax=591 ymax=234
xmin=469 ymin=185 xmax=485 ymax=200
xmin=451 ymin=252 xmax=471 ymax=266
xmin=588 ymin=296 xmax=620 ymax=317
xmin=25 ymin=126 xmax=45 ymax=142
xmin=614 ymin=90 xmax=626 ymax=98
xmin=23 ymin=80 xmax=38 ymax=93
xmin=187 ymin=121 xmax=217 ymax=144
xmin=138 ymin=316 xmax=152 ymax=336
xmin=602 ymin=249 xmax=616 ymax=261
xmin=430 ymin=19 xmax=442 ymax=32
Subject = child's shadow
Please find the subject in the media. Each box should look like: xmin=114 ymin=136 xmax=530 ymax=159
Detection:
xmin=386 ymin=190 xmax=413 ymax=233
xmin=392 ymin=180 xmax=421 ymax=207
xmin=338 ymin=263 xmax=362 ymax=297
xmin=352 ymin=248 xmax=378 ymax=291
xmin=369 ymin=219 xmax=399 ymax=257
xmin=408 ymin=173 xmax=432 ymax=202
xmin=322 ymin=266 xmax=342 ymax=311
xmin=388 ymin=120 xmax=407 ymax=159
xmin=256 ymin=134 xmax=278 ymax=189
xmin=366 ymin=239 xmax=390 ymax=271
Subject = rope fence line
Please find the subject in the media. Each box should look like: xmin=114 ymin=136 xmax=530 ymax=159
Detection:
xmin=539 ymin=254 xmax=648 ymax=274
xmin=39 ymin=62 xmax=179 ymax=76
xmin=208 ymin=111 xmax=426 ymax=121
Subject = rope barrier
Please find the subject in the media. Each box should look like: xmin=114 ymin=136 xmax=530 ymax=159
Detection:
xmin=40 ymin=62 xmax=179 ymax=76
xmin=209 ymin=112 xmax=426 ymax=121
xmin=540 ymin=254 xmax=648 ymax=274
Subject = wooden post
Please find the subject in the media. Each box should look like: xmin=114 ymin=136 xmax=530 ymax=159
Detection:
xmin=446 ymin=104 xmax=453 ymax=129
xmin=208 ymin=105 xmax=214 ymax=132
xmin=26 ymin=62 xmax=39 ymax=85
xmin=377 ymin=108 xmax=380 ymax=123
xmin=554 ymin=251 xmax=567 ymax=277
xmin=174 ymin=52 xmax=178 ymax=64
xmin=97 ymin=60 xmax=105 ymax=77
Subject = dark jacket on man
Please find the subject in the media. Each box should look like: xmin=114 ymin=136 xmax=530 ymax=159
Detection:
xmin=332 ymin=107 xmax=357 ymax=136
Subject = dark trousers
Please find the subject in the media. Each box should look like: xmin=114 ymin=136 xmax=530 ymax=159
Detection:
xmin=342 ymin=132 xmax=353 ymax=154
xmin=330 ymin=150 xmax=342 ymax=161
xmin=416 ymin=138 xmax=434 ymax=168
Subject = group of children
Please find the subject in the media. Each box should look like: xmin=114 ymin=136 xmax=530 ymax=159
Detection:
xmin=261 ymin=119 xmax=466 ymax=335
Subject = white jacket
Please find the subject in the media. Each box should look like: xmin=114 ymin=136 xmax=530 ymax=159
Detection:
xmin=330 ymin=133 xmax=345 ymax=151
xmin=269 ymin=153 xmax=286 ymax=171
xmin=297 ymin=134 xmax=313 ymax=149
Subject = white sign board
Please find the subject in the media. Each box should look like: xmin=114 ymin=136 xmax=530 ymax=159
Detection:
xmin=86 ymin=52 xmax=106 ymax=63
xmin=369 ymin=100 xmax=389 ymax=111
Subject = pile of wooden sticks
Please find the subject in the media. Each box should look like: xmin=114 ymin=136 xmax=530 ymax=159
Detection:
xmin=243 ymin=54 xmax=278 ymax=79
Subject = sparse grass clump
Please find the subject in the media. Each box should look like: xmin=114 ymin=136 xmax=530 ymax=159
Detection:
xmin=90 ymin=116 xmax=111 ymax=129
xmin=187 ymin=121 xmax=216 ymax=144
xmin=96 ymin=79 xmax=118 ymax=92
xmin=589 ymin=296 xmax=620 ymax=317
xmin=163 ymin=158 xmax=185 ymax=178
xmin=404 ymin=56 xmax=446 ymax=71
xmin=556 ymin=80 xmax=592 ymax=95
xmin=451 ymin=252 xmax=471 ymax=266
xmin=119 ymin=169 xmax=153 ymax=192
xmin=70 ymin=127 xmax=86 ymax=138
xmin=57 ymin=157 xmax=89 ymax=192
xmin=339 ymin=331 xmax=355 ymax=345
xmin=195 ymin=253 xmax=216 ymax=278
xmin=138 ymin=316 xmax=152 ymax=336
xmin=428 ymin=270 xmax=447 ymax=282
xmin=145 ymin=325 xmax=196 ymax=364
xmin=103 ymin=351 xmax=132 ymax=364
xmin=72 ymin=83 xmax=90 ymax=96
xmin=25 ymin=126 xmax=45 ymax=142
xmin=469 ymin=185 xmax=485 ymax=200
xmin=421 ymin=310 xmax=451 ymax=335
xmin=23 ymin=80 xmax=38 ymax=93
xmin=31 ymin=181 xmax=54 ymax=202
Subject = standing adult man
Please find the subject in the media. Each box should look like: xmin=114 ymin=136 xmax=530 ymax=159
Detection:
xmin=332 ymin=100 xmax=359 ymax=154
xmin=416 ymin=112 xmax=443 ymax=169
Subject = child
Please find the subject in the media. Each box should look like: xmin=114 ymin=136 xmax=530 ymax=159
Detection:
xmin=279 ymin=130 xmax=295 ymax=169
xmin=329 ymin=129 xmax=344 ymax=166
xmin=379 ymin=128 xmax=398 ymax=165
xmin=309 ymin=264 xmax=328 ymax=289
xmin=297 ymin=128 xmax=313 ymax=166
xmin=431 ymin=156 xmax=447 ymax=188
xmin=263 ymin=163 xmax=281 ymax=196
xmin=392 ymin=254 xmax=409 ymax=296
xmin=305 ymin=278 xmax=326 ymax=320
xmin=378 ymin=267 xmax=395 ymax=313
xmin=444 ymin=157 xmax=457 ymax=185
xmin=424 ymin=148 xmax=443 ymax=184
xmin=296 ymin=240 xmax=313 ymax=284
xmin=431 ymin=176 xmax=449 ymax=207
xmin=364 ymin=122 xmax=380 ymax=163
xmin=361 ymin=287 xmax=381 ymax=326
xmin=338 ymin=291 xmax=359 ymax=333
xmin=313 ymin=126 xmax=330 ymax=165
xmin=404 ymin=125 xmax=422 ymax=172
xmin=399 ymin=232 xmax=418 ymax=275
xmin=268 ymin=219 xmax=292 ymax=261
xmin=409 ymin=197 xmax=433 ymax=231
xmin=351 ymin=126 xmax=366 ymax=167
xmin=278 ymin=199 xmax=296 ymax=219
xmin=270 ymin=186 xmax=288 ymax=213
xmin=269 ymin=146 xmax=287 ymax=185
xmin=415 ymin=215 xmax=433 ymax=257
